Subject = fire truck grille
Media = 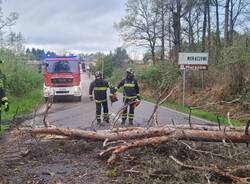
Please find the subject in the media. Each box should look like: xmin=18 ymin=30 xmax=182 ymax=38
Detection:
xmin=51 ymin=78 xmax=73 ymax=84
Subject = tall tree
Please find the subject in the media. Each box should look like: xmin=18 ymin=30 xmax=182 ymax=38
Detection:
xmin=117 ymin=0 xmax=161 ymax=64
xmin=214 ymin=0 xmax=221 ymax=47
xmin=170 ymin=0 xmax=182 ymax=62
xmin=112 ymin=47 xmax=129 ymax=66
xmin=228 ymin=0 xmax=250 ymax=46
xmin=224 ymin=0 xmax=230 ymax=47
xmin=202 ymin=0 xmax=208 ymax=52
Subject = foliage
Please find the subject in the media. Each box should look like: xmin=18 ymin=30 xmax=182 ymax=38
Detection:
xmin=26 ymin=48 xmax=56 ymax=61
xmin=136 ymin=62 xmax=179 ymax=91
xmin=112 ymin=47 xmax=129 ymax=67
xmin=95 ymin=54 xmax=114 ymax=78
xmin=92 ymin=47 xmax=129 ymax=79
xmin=2 ymin=89 xmax=42 ymax=120
xmin=0 ymin=49 xmax=43 ymax=97
xmin=218 ymin=47 xmax=250 ymax=97
xmin=106 ymin=168 xmax=117 ymax=177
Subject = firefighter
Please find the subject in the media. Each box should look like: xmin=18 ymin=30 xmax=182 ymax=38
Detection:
xmin=0 ymin=61 xmax=9 ymax=114
xmin=117 ymin=68 xmax=140 ymax=125
xmin=89 ymin=71 xmax=110 ymax=124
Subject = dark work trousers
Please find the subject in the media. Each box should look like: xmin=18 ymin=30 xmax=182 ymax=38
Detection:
xmin=96 ymin=101 xmax=109 ymax=122
xmin=122 ymin=99 xmax=135 ymax=122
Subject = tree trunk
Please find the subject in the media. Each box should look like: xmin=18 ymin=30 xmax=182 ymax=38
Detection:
xmin=202 ymin=0 xmax=208 ymax=52
xmin=188 ymin=4 xmax=194 ymax=51
xmin=207 ymin=0 xmax=211 ymax=54
xmin=224 ymin=0 xmax=230 ymax=47
xmin=24 ymin=126 xmax=250 ymax=143
xmin=172 ymin=0 xmax=181 ymax=63
xmin=160 ymin=0 xmax=165 ymax=62
xmin=215 ymin=0 xmax=220 ymax=47
xmin=215 ymin=0 xmax=221 ymax=63
xmin=229 ymin=0 xmax=234 ymax=46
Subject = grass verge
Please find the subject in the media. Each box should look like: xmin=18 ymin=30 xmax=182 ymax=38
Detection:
xmin=2 ymin=89 xmax=43 ymax=123
xmin=146 ymin=98 xmax=242 ymax=127
xmin=0 ymin=124 xmax=9 ymax=134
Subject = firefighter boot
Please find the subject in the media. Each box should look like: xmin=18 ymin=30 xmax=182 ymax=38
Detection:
xmin=121 ymin=119 xmax=126 ymax=126
xmin=97 ymin=119 xmax=101 ymax=125
xmin=129 ymin=120 xmax=133 ymax=125
xmin=104 ymin=117 xmax=110 ymax=124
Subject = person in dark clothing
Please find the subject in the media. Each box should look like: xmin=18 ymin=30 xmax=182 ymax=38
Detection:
xmin=117 ymin=68 xmax=140 ymax=125
xmin=89 ymin=71 xmax=110 ymax=124
xmin=0 ymin=71 xmax=9 ymax=113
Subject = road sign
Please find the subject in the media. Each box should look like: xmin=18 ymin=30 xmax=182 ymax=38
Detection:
xmin=178 ymin=52 xmax=208 ymax=70
xmin=178 ymin=52 xmax=208 ymax=106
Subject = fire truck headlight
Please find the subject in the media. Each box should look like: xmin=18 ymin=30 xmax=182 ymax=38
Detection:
xmin=44 ymin=86 xmax=51 ymax=95
xmin=74 ymin=86 xmax=81 ymax=93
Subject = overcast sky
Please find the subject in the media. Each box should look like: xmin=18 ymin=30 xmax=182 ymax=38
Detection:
xmin=3 ymin=0 xmax=126 ymax=54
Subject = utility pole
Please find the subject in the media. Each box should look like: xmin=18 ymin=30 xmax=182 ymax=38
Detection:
xmin=101 ymin=55 xmax=104 ymax=78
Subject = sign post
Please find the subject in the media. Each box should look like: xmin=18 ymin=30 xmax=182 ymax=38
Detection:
xmin=182 ymin=69 xmax=186 ymax=106
xmin=178 ymin=52 xmax=208 ymax=106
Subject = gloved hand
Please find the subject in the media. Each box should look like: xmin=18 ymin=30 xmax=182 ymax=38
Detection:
xmin=137 ymin=94 xmax=141 ymax=100
xmin=89 ymin=95 xmax=93 ymax=101
xmin=3 ymin=102 xmax=9 ymax=112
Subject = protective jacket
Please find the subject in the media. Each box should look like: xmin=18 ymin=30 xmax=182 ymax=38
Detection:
xmin=89 ymin=79 xmax=109 ymax=102
xmin=0 ymin=78 xmax=8 ymax=112
xmin=117 ymin=77 xmax=139 ymax=100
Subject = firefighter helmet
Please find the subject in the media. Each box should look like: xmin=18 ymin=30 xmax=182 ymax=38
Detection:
xmin=126 ymin=68 xmax=134 ymax=74
xmin=95 ymin=71 xmax=102 ymax=79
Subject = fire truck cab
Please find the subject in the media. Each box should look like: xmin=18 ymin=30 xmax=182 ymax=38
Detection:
xmin=43 ymin=56 xmax=82 ymax=101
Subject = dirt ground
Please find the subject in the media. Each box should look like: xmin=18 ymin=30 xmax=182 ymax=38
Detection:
xmin=1 ymin=128 xmax=250 ymax=184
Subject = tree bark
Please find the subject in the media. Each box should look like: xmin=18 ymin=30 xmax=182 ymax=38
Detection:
xmin=224 ymin=0 xmax=230 ymax=47
xmin=172 ymin=0 xmax=181 ymax=63
xmin=24 ymin=126 xmax=250 ymax=143
xmin=202 ymin=0 xmax=208 ymax=52
xmin=160 ymin=0 xmax=165 ymax=62
xmin=207 ymin=0 xmax=211 ymax=54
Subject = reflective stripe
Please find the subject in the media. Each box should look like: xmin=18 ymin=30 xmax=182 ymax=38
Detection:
xmin=94 ymin=87 xmax=107 ymax=91
xmin=129 ymin=114 xmax=134 ymax=117
xmin=2 ymin=97 xmax=8 ymax=101
xmin=124 ymin=83 xmax=135 ymax=88
xmin=126 ymin=96 xmax=137 ymax=99
xmin=95 ymin=99 xmax=107 ymax=103
xmin=103 ymin=113 xmax=109 ymax=117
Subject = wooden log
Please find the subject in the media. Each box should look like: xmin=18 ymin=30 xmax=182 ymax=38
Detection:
xmin=22 ymin=126 xmax=250 ymax=143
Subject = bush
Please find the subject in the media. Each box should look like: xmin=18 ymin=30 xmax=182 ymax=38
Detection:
xmin=7 ymin=64 xmax=42 ymax=96
xmin=0 ymin=49 xmax=43 ymax=96
xmin=136 ymin=62 xmax=179 ymax=91
xmin=219 ymin=47 xmax=250 ymax=96
xmin=95 ymin=54 xmax=114 ymax=78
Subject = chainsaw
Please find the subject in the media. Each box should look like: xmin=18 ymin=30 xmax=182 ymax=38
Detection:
xmin=109 ymin=86 xmax=118 ymax=105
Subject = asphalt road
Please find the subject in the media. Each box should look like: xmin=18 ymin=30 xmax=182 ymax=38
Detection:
xmin=23 ymin=73 xmax=214 ymax=129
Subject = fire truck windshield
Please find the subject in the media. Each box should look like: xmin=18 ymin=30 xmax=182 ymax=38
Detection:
xmin=47 ymin=60 xmax=79 ymax=73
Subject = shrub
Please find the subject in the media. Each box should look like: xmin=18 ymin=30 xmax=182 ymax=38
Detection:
xmin=136 ymin=62 xmax=179 ymax=92
xmin=0 ymin=49 xmax=43 ymax=96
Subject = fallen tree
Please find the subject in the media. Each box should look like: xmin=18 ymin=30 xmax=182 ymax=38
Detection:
xmin=21 ymin=123 xmax=250 ymax=163
xmin=16 ymin=119 xmax=250 ymax=183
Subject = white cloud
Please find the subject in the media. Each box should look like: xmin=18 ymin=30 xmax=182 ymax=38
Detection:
xmin=2 ymin=0 xmax=126 ymax=53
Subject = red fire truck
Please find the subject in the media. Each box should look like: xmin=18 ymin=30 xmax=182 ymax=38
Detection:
xmin=43 ymin=56 xmax=82 ymax=101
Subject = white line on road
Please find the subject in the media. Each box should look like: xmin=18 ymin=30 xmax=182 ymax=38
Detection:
xmin=143 ymin=100 xmax=215 ymax=124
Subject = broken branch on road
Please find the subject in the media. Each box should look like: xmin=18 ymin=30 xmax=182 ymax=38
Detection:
xmin=19 ymin=123 xmax=250 ymax=165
